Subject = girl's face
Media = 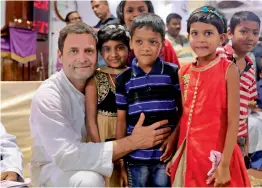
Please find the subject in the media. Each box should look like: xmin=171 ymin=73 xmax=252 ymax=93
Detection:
xmin=189 ymin=22 xmax=224 ymax=59
xmin=123 ymin=1 xmax=149 ymax=29
xmin=101 ymin=40 xmax=128 ymax=68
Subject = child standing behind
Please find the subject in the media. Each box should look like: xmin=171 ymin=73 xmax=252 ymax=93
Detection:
xmin=85 ymin=24 xmax=130 ymax=187
xmin=115 ymin=13 xmax=182 ymax=187
xmin=168 ymin=6 xmax=251 ymax=187
xmin=227 ymin=11 xmax=260 ymax=156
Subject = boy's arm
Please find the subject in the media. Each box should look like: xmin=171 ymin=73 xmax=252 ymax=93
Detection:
xmin=160 ymin=69 xmax=183 ymax=162
xmin=221 ymin=63 xmax=240 ymax=166
xmin=85 ymin=77 xmax=101 ymax=142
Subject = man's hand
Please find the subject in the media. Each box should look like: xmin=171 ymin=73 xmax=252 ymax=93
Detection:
xmin=1 ymin=171 xmax=18 ymax=181
xmin=131 ymin=113 xmax=171 ymax=150
xmin=206 ymin=164 xmax=231 ymax=187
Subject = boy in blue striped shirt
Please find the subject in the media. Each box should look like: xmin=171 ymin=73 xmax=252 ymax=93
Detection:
xmin=115 ymin=13 xmax=182 ymax=187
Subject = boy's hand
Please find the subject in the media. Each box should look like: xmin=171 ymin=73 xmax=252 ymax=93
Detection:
xmin=206 ymin=164 xmax=231 ymax=187
xmin=166 ymin=160 xmax=172 ymax=176
xmin=160 ymin=131 xmax=177 ymax=163
xmin=248 ymin=100 xmax=257 ymax=110
xmin=119 ymin=163 xmax=128 ymax=187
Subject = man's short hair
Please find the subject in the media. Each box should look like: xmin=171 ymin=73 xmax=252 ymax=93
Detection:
xmin=58 ymin=22 xmax=98 ymax=54
xmin=230 ymin=11 xmax=261 ymax=32
xmin=166 ymin=13 xmax=182 ymax=25
xmin=90 ymin=0 xmax=108 ymax=5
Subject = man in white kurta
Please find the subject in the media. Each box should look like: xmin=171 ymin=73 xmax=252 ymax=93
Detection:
xmin=0 ymin=123 xmax=24 ymax=182
xmin=30 ymin=22 xmax=171 ymax=187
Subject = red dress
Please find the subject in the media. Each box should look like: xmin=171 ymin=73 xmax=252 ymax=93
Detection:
xmin=170 ymin=56 xmax=251 ymax=187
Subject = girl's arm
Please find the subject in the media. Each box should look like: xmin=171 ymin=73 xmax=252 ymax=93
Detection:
xmin=85 ymin=77 xmax=101 ymax=142
xmin=222 ymin=63 xmax=240 ymax=166
xmin=116 ymin=110 xmax=127 ymax=139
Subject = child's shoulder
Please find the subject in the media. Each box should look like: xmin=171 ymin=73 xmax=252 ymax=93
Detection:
xmin=116 ymin=67 xmax=132 ymax=82
xmin=163 ymin=61 xmax=179 ymax=74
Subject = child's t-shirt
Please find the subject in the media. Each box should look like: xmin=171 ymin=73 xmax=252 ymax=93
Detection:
xmin=239 ymin=56 xmax=258 ymax=138
xmin=115 ymin=57 xmax=181 ymax=162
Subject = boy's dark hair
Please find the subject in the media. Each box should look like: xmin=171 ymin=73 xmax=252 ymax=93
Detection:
xmin=116 ymin=0 xmax=154 ymax=25
xmin=166 ymin=13 xmax=182 ymax=25
xmin=58 ymin=22 xmax=97 ymax=54
xmin=187 ymin=6 xmax=227 ymax=34
xmin=65 ymin=11 xmax=78 ymax=23
xmin=97 ymin=24 xmax=130 ymax=52
xmin=130 ymin=13 xmax=165 ymax=41
xmin=230 ymin=11 xmax=261 ymax=32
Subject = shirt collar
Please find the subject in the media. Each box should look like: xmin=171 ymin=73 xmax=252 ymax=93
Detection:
xmin=97 ymin=14 xmax=115 ymax=25
xmin=131 ymin=57 xmax=164 ymax=77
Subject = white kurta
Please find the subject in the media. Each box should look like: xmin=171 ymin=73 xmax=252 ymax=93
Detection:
xmin=29 ymin=70 xmax=113 ymax=186
xmin=0 ymin=123 xmax=24 ymax=181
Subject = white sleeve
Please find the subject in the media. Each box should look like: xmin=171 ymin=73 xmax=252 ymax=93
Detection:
xmin=30 ymin=90 xmax=113 ymax=177
xmin=0 ymin=123 xmax=24 ymax=180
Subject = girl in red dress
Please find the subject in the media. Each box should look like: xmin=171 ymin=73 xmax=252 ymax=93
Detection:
xmin=167 ymin=6 xmax=251 ymax=187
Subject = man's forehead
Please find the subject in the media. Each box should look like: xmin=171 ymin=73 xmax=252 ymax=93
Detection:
xmin=64 ymin=33 xmax=97 ymax=46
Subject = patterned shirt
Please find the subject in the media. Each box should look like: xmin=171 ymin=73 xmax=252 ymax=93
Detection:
xmin=239 ymin=56 xmax=258 ymax=137
xmin=115 ymin=57 xmax=181 ymax=161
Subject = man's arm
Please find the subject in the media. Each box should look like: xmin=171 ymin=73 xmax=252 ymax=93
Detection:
xmin=30 ymin=91 xmax=113 ymax=177
xmin=30 ymin=89 xmax=171 ymax=177
xmin=0 ymin=123 xmax=23 ymax=181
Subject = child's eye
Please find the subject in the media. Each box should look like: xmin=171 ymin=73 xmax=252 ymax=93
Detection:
xmin=254 ymin=31 xmax=259 ymax=36
xmin=138 ymin=8 xmax=145 ymax=13
xmin=135 ymin=40 xmax=142 ymax=45
xmin=127 ymin=8 xmax=133 ymax=13
xmin=191 ymin=32 xmax=197 ymax=36
xmin=102 ymin=47 xmax=110 ymax=53
xmin=205 ymin=31 xmax=213 ymax=36
xmin=117 ymin=45 xmax=125 ymax=51
xmin=240 ymin=30 xmax=248 ymax=34
xmin=150 ymin=40 xmax=158 ymax=45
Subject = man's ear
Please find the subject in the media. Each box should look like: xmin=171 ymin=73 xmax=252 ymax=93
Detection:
xmin=58 ymin=49 xmax=63 ymax=63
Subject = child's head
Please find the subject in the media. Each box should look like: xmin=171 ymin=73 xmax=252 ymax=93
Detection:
xmin=97 ymin=24 xmax=130 ymax=68
xmin=116 ymin=0 xmax=154 ymax=29
xmin=129 ymin=13 xmax=165 ymax=66
xmin=187 ymin=6 xmax=227 ymax=58
xmin=229 ymin=11 xmax=260 ymax=55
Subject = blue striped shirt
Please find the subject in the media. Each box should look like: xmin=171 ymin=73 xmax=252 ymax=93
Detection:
xmin=115 ymin=57 xmax=181 ymax=162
